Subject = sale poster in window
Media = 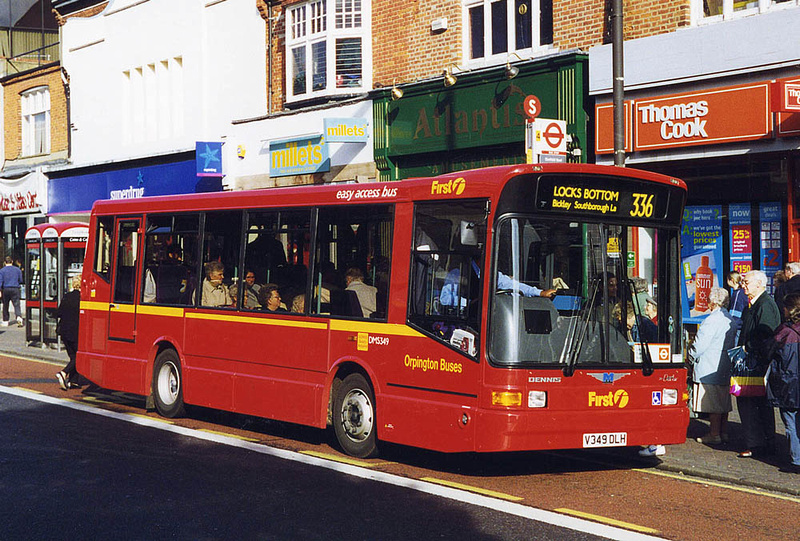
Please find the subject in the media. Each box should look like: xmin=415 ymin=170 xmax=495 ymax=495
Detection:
xmin=728 ymin=203 xmax=753 ymax=276
xmin=759 ymin=202 xmax=783 ymax=294
xmin=681 ymin=206 xmax=723 ymax=323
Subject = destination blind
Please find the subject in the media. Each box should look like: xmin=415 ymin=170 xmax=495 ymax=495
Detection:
xmin=535 ymin=174 xmax=670 ymax=220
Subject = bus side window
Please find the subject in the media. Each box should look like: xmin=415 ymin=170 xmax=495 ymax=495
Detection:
xmin=142 ymin=214 xmax=199 ymax=305
xmin=200 ymin=211 xmax=243 ymax=308
xmin=244 ymin=209 xmax=311 ymax=312
xmin=94 ymin=216 xmax=113 ymax=282
xmin=408 ymin=200 xmax=487 ymax=357
xmin=312 ymin=204 xmax=393 ymax=320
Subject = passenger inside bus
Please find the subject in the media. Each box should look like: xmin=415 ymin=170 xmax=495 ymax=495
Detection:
xmin=200 ymin=261 xmax=234 ymax=307
xmin=613 ymin=301 xmax=658 ymax=343
xmin=291 ymin=294 xmax=305 ymax=313
xmin=241 ymin=270 xmax=262 ymax=310
xmin=258 ymin=283 xmax=287 ymax=312
xmin=344 ymin=267 xmax=377 ymax=318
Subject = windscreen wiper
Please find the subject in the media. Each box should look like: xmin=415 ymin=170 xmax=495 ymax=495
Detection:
xmin=562 ymin=278 xmax=599 ymax=377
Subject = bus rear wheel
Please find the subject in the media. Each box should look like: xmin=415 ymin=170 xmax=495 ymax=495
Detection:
xmin=333 ymin=373 xmax=378 ymax=458
xmin=152 ymin=349 xmax=186 ymax=418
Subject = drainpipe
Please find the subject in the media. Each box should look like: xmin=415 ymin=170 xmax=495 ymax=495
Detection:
xmin=612 ymin=0 xmax=625 ymax=167
xmin=61 ymin=67 xmax=71 ymax=161
xmin=267 ymin=1 xmax=274 ymax=113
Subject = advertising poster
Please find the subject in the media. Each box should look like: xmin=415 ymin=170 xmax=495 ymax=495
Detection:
xmin=759 ymin=202 xmax=783 ymax=294
xmin=728 ymin=203 xmax=753 ymax=275
xmin=681 ymin=206 xmax=723 ymax=323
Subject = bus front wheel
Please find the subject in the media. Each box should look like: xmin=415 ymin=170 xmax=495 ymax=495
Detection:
xmin=152 ymin=349 xmax=186 ymax=418
xmin=333 ymin=373 xmax=378 ymax=458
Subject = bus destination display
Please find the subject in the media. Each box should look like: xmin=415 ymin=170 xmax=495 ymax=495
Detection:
xmin=536 ymin=175 xmax=669 ymax=220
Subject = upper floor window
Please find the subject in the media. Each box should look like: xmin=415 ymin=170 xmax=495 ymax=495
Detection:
xmin=464 ymin=0 xmax=552 ymax=65
xmin=695 ymin=0 xmax=798 ymax=22
xmin=286 ymin=0 xmax=371 ymax=102
xmin=21 ymin=86 xmax=50 ymax=156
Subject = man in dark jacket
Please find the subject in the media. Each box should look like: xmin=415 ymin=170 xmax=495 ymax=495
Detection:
xmin=0 ymin=256 xmax=24 ymax=327
xmin=737 ymin=270 xmax=781 ymax=458
xmin=56 ymin=275 xmax=82 ymax=391
xmin=767 ymin=292 xmax=800 ymax=472
xmin=776 ymin=262 xmax=800 ymax=322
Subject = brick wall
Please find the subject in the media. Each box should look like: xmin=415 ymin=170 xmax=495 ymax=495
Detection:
xmin=554 ymin=0 xmax=691 ymax=51
xmin=263 ymin=0 xmax=692 ymax=110
xmin=3 ymin=65 xmax=68 ymax=161
xmin=372 ymin=1 xmax=461 ymax=89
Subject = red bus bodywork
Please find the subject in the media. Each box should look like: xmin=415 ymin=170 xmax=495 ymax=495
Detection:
xmin=77 ymin=164 xmax=689 ymax=455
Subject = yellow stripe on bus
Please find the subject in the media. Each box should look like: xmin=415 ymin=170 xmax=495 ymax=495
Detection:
xmin=185 ymin=311 xmax=328 ymax=330
xmin=80 ymin=301 xmax=109 ymax=311
xmin=137 ymin=305 xmax=185 ymax=318
xmin=78 ymin=301 xmax=417 ymax=336
xmin=329 ymin=319 xmax=424 ymax=337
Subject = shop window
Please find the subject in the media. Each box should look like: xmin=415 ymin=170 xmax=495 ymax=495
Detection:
xmin=409 ymin=201 xmax=488 ymax=358
xmin=465 ymin=0 xmax=552 ymax=64
xmin=312 ymin=204 xmax=392 ymax=319
xmin=21 ymin=86 xmax=50 ymax=156
xmin=286 ymin=0 xmax=371 ymax=102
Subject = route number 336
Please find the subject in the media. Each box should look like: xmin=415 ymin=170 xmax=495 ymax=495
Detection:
xmin=630 ymin=193 xmax=654 ymax=218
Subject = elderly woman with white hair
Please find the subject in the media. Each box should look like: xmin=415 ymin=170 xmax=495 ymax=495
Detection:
xmin=689 ymin=287 xmax=738 ymax=444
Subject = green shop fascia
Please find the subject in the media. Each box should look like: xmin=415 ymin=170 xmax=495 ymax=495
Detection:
xmin=372 ymin=51 xmax=589 ymax=181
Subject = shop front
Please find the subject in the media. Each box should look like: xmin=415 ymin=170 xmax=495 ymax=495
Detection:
xmin=593 ymin=76 xmax=800 ymax=325
xmin=372 ymin=52 xmax=589 ymax=181
xmin=228 ymin=100 xmax=376 ymax=190
xmin=46 ymin=151 xmax=222 ymax=222
xmin=0 ymin=170 xmax=47 ymax=265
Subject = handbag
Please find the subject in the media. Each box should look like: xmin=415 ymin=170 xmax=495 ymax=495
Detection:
xmin=728 ymin=345 xmax=766 ymax=397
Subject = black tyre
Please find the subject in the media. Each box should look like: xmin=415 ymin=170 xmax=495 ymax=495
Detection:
xmin=333 ymin=373 xmax=378 ymax=458
xmin=152 ymin=349 xmax=186 ymax=418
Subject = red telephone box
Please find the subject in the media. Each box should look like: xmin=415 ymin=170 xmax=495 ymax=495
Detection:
xmin=25 ymin=223 xmax=88 ymax=346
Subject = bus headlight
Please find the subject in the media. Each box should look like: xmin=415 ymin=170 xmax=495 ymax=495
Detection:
xmin=663 ymin=388 xmax=678 ymax=405
xmin=492 ymin=391 xmax=523 ymax=407
xmin=528 ymin=391 xmax=547 ymax=408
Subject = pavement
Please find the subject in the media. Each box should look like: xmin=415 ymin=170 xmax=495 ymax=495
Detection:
xmin=1 ymin=313 xmax=799 ymax=497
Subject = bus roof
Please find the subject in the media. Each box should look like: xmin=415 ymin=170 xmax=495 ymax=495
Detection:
xmin=89 ymin=163 xmax=687 ymax=216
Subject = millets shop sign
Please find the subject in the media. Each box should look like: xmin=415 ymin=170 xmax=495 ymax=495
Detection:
xmin=596 ymin=82 xmax=774 ymax=153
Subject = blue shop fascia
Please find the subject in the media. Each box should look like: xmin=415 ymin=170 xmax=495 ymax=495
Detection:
xmin=46 ymin=149 xmax=223 ymax=223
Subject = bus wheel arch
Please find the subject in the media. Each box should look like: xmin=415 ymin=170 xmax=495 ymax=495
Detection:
xmin=151 ymin=347 xmax=186 ymax=418
xmin=331 ymin=365 xmax=378 ymax=458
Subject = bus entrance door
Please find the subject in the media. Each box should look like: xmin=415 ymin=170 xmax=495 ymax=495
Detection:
xmin=108 ymin=218 xmax=141 ymax=343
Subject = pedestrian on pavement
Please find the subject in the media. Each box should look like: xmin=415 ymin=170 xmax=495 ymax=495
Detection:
xmin=688 ymin=287 xmax=737 ymax=445
xmin=0 ymin=256 xmax=24 ymax=327
xmin=775 ymin=261 xmax=800 ymax=322
xmin=56 ymin=275 xmax=82 ymax=391
xmin=737 ymin=270 xmax=781 ymax=458
xmin=766 ymin=292 xmax=800 ymax=473
xmin=726 ymin=270 xmax=747 ymax=326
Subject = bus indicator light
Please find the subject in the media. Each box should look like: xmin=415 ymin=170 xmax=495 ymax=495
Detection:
xmin=492 ymin=391 xmax=523 ymax=407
